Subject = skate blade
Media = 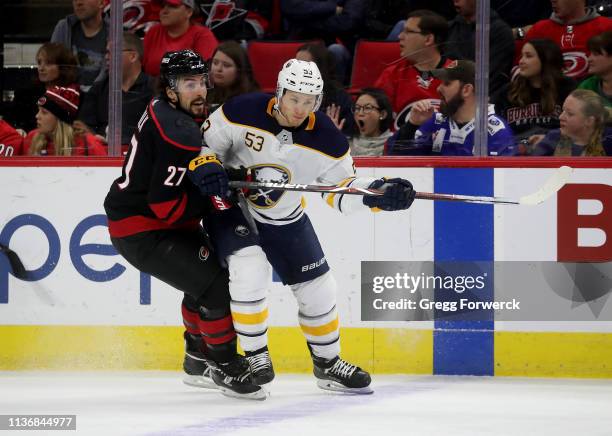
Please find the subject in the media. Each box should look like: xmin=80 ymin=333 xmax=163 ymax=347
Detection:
xmin=183 ymin=374 xmax=218 ymax=390
xmin=316 ymin=379 xmax=374 ymax=395
xmin=253 ymin=375 xmax=275 ymax=386
xmin=218 ymin=386 xmax=267 ymax=401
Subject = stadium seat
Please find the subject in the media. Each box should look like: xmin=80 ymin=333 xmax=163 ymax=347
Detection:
xmin=247 ymin=40 xmax=314 ymax=93
xmin=349 ymin=40 xmax=401 ymax=95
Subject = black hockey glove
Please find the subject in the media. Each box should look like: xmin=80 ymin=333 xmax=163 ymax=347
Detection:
xmin=363 ymin=178 xmax=416 ymax=211
xmin=225 ymin=166 xmax=251 ymax=182
xmin=188 ymin=153 xmax=229 ymax=197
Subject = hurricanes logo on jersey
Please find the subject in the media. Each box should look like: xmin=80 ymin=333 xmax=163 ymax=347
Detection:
xmin=234 ymin=225 xmax=250 ymax=237
xmin=247 ymin=164 xmax=291 ymax=208
xmin=198 ymin=246 xmax=210 ymax=261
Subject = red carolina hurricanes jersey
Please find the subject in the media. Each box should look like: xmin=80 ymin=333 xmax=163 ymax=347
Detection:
xmin=0 ymin=120 xmax=25 ymax=157
xmin=374 ymin=57 xmax=455 ymax=130
xmin=526 ymin=16 xmax=612 ymax=79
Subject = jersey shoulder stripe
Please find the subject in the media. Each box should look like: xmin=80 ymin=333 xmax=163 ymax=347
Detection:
xmin=148 ymin=99 xmax=201 ymax=151
xmin=220 ymin=92 xmax=349 ymax=159
xmin=294 ymin=113 xmax=349 ymax=159
xmin=220 ymin=92 xmax=276 ymax=132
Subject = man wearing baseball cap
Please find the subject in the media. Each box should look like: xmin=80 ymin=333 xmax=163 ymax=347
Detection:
xmin=386 ymin=60 xmax=517 ymax=156
xmin=142 ymin=0 xmax=218 ymax=77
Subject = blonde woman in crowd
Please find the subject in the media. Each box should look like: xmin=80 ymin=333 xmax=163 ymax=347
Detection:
xmin=532 ymin=89 xmax=612 ymax=156
xmin=24 ymin=86 xmax=106 ymax=156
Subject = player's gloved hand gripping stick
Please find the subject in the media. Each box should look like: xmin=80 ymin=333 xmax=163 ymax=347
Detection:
xmin=188 ymin=153 xmax=229 ymax=197
xmin=228 ymin=166 xmax=573 ymax=206
xmin=362 ymin=178 xmax=416 ymax=211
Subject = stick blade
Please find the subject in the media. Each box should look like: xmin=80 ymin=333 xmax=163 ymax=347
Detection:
xmin=518 ymin=166 xmax=573 ymax=206
xmin=0 ymin=243 xmax=28 ymax=279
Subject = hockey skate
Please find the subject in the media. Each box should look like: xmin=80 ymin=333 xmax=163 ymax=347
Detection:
xmin=313 ymin=356 xmax=373 ymax=395
xmin=245 ymin=346 xmax=275 ymax=385
xmin=182 ymin=333 xmax=217 ymax=389
xmin=209 ymin=355 xmax=267 ymax=401
xmin=183 ymin=350 xmax=217 ymax=389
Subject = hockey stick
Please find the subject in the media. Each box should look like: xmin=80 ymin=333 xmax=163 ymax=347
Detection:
xmin=0 ymin=243 xmax=27 ymax=279
xmin=228 ymin=166 xmax=573 ymax=206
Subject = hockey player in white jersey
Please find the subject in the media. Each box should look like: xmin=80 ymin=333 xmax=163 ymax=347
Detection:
xmin=188 ymin=59 xmax=415 ymax=394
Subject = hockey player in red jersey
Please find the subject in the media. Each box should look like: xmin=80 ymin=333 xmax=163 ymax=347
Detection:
xmin=104 ymin=49 xmax=265 ymax=400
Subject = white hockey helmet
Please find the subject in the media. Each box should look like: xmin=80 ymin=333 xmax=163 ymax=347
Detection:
xmin=275 ymin=59 xmax=324 ymax=112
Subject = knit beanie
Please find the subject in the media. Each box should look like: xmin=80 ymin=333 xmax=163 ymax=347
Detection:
xmin=37 ymin=86 xmax=80 ymax=124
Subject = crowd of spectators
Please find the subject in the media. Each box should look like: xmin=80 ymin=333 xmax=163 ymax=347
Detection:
xmin=1 ymin=0 xmax=612 ymax=157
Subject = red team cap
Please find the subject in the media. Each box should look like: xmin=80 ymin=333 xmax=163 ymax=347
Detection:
xmin=37 ymin=86 xmax=80 ymax=124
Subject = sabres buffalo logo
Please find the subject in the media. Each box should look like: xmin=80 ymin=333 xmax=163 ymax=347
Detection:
xmin=247 ymin=164 xmax=291 ymax=208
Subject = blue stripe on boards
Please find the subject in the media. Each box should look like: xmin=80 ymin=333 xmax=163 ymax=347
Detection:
xmin=433 ymin=168 xmax=494 ymax=376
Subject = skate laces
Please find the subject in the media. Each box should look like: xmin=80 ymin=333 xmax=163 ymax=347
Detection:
xmin=247 ymin=350 xmax=271 ymax=373
xmin=202 ymin=365 xmax=212 ymax=378
xmin=328 ymin=358 xmax=357 ymax=379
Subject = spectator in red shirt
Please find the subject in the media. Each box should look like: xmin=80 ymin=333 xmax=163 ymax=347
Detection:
xmin=24 ymin=86 xmax=106 ymax=156
xmin=143 ymin=0 xmax=218 ymax=77
xmin=0 ymin=120 xmax=25 ymax=157
xmin=374 ymin=10 xmax=454 ymax=130
xmin=525 ymin=0 xmax=612 ymax=79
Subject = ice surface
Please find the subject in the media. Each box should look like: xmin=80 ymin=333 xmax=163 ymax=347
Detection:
xmin=1 ymin=372 xmax=611 ymax=436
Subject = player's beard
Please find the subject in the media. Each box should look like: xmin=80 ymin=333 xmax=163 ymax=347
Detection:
xmin=439 ymin=92 xmax=464 ymax=118
xmin=188 ymin=98 xmax=206 ymax=117
xmin=177 ymin=97 xmax=206 ymax=117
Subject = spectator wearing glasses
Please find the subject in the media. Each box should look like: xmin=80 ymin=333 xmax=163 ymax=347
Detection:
xmin=328 ymin=88 xmax=393 ymax=155
xmin=386 ymin=60 xmax=516 ymax=156
xmin=533 ymin=89 xmax=612 ymax=156
xmin=382 ymin=0 xmax=455 ymax=40
xmin=143 ymin=0 xmax=218 ymax=77
xmin=578 ymin=31 xmax=612 ymax=107
xmin=374 ymin=10 xmax=454 ymax=130
xmin=75 ymin=32 xmax=154 ymax=151
xmin=350 ymin=88 xmax=393 ymax=156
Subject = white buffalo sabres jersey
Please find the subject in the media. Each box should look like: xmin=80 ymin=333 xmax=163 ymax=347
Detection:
xmin=203 ymin=93 xmax=375 ymax=225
